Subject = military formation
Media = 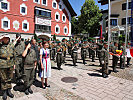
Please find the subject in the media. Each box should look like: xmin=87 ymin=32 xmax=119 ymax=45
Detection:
xmin=0 ymin=34 xmax=132 ymax=100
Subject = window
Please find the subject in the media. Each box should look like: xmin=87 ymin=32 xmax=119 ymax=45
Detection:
xmin=1 ymin=2 xmax=7 ymax=9
xmin=62 ymin=14 xmax=66 ymax=22
xmin=35 ymin=9 xmax=51 ymax=18
xmin=121 ymin=17 xmax=131 ymax=25
xmin=20 ymin=3 xmax=27 ymax=15
xmin=35 ymin=24 xmax=51 ymax=32
xmin=52 ymin=1 xmax=57 ymax=9
xmin=64 ymin=26 xmax=68 ymax=35
xmin=1 ymin=17 xmax=10 ymax=30
xmin=122 ymin=18 xmax=126 ymax=25
xmin=110 ymin=19 xmax=117 ymax=26
xmin=0 ymin=0 xmax=10 ymax=12
xmin=59 ymin=4 xmax=62 ymax=9
xmin=21 ymin=7 xmax=26 ymax=13
xmin=22 ymin=20 xmax=29 ymax=32
xmin=55 ymin=12 xmax=60 ymax=21
xmin=42 ymin=0 xmax=47 ymax=6
xmin=3 ymin=21 xmax=8 ymax=28
xmin=122 ymin=2 xmax=131 ymax=10
xmin=33 ymin=0 xmax=40 ymax=4
xmin=55 ymin=24 xmax=60 ymax=34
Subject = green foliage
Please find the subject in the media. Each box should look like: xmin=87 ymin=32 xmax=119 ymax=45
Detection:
xmin=53 ymin=34 xmax=56 ymax=41
xmin=78 ymin=0 xmax=102 ymax=37
xmin=71 ymin=17 xmax=79 ymax=35
xmin=34 ymin=33 xmax=38 ymax=41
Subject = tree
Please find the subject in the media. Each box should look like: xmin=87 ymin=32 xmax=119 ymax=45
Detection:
xmin=71 ymin=17 xmax=79 ymax=35
xmin=78 ymin=0 xmax=102 ymax=37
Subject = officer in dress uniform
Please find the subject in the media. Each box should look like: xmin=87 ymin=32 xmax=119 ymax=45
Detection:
xmin=120 ymin=42 xmax=125 ymax=69
xmin=0 ymin=34 xmax=20 ymax=100
xmin=14 ymin=33 xmax=25 ymax=85
xmin=22 ymin=41 xmax=37 ymax=95
xmin=112 ymin=42 xmax=119 ymax=73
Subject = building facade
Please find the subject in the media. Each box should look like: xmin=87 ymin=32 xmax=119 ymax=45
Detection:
xmin=99 ymin=0 xmax=131 ymax=41
xmin=0 ymin=0 xmax=76 ymax=40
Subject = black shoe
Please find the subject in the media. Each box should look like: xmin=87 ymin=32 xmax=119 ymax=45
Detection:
xmin=113 ymin=69 xmax=118 ymax=72
xmin=92 ymin=60 xmax=95 ymax=62
xmin=45 ymin=84 xmax=50 ymax=88
xmin=120 ymin=67 xmax=125 ymax=69
xmin=103 ymin=74 xmax=108 ymax=78
xmin=7 ymin=89 xmax=14 ymax=98
xmin=25 ymin=89 xmax=29 ymax=95
xmin=83 ymin=62 xmax=87 ymax=64
xmin=28 ymin=88 xmax=33 ymax=94
xmin=16 ymin=79 xmax=23 ymax=86
xmin=3 ymin=90 xmax=7 ymax=100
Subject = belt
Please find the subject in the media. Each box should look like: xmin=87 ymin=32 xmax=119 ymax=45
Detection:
xmin=43 ymin=57 xmax=49 ymax=59
xmin=0 ymin=57 xmax=14 ymax=60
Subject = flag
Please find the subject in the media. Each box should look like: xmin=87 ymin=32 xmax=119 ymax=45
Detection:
xmin=109 ymin=50 xmax=123 ymax=57
xmin=126 ymin=48 xmax=133 ymax=57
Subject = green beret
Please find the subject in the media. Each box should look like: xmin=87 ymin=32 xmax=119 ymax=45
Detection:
xmin=38 ymin=40 xmax=42 ymax=43
xmin=21 ymin=38 xmax=24 ymax=41
xmin=104 ymin=42 xmax=107 ymax=45
xmin=56 ymin=41 xmax=61 ymax=43
xmin=62 ymin=38 xmax=65 ymax=40
xmin=83 ymin=40 xmax=87 ymax=42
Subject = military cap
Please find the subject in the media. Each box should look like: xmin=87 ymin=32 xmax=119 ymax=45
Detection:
xmin=56 ymin=41 xmax=61 ymax=43
xmin=38 ymin=40 xmax=42 ymax=43
xmin=104 ymin=42 xmax=108 ymax=45
xmin=16 ymin=33 xmax=21 ymax=37
xmin=25 ymin=41 xmax=31 ymax=45
xmin=21 ymin=38 xmax=24 ymax=41
xmin=62 ymin=38 xmax=66 ymax=40
xmin=83 ymin=40 xmax=87 ymax=42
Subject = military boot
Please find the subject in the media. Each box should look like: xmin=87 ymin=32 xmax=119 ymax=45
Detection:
xmin=28 ymin=87 xmax=33 ymax=94
xmin=113 ymin=67 xmax=118 ymax=73
xmin=7 ymin=89 xmax=14 ymax=98
xmin=102 ymin=73 xmax=108 ymax=78
xmin=25 ymin=89 xmax=29 ymax=95
xmin=3 ymin=90 xmax=7 ymax=100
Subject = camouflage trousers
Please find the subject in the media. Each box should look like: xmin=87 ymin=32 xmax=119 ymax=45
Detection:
xmin=15 ymin=63 xmax=24 ymax=80
xmin=0 ymin=68 xmax=13 ymax=90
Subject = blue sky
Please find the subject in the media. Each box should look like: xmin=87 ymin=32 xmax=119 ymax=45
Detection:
xmin=68 ymin=0 xmax=108 ymax=16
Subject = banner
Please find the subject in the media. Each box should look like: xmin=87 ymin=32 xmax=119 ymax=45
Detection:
xmin=131 ymin=0 xmax=133 ymax=47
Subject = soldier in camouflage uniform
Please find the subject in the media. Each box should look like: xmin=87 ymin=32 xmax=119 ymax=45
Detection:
xmin=22 ymin=41 xmax=37 ymax=95
xmin=56 ymin=41 xmax=63 ymax=70
xmin=112 ymin=42 xmax=119 ymax=73
xmin=81 ymin=40 xmax=89 ymax=64
xmin=100 ymin=42 xmax=109 ymax=78
xmin=14 ymin=33 xmax=25 ymax=85
xmin=90 ymin=41 xmax=96 ymax=62
xmin=97 ymin=40 xmax=104 ymax=66
xmin=62 ymin=38 xmax=67 ymax=63
xmin=0 ymin=34 xmax=20 ymax=100
xmin=120 ymin=42 xmax=125 ymax=69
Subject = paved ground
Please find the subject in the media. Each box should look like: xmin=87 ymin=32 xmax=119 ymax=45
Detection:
xmin=0 ymin=51 xmax=133 ymax=100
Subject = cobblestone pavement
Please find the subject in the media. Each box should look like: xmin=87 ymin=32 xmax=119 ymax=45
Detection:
xmin=0 ymin=51 xmax=133 ymax=100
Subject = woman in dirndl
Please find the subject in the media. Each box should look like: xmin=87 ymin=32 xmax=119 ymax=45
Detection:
xmin=40 ymin=42 xmax=51 ymax=89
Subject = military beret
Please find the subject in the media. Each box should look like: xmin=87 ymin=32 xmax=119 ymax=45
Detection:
xmin=104 ymin=42 xmax=108 ymax=45
xmin=62 ymin=38 xmax=66 ymax=40
xmin=21 ymin=38 xmax=24 ymax=41
xmin=83 ymin=40 xmax=87 ymax=42
xmin=38 ymin=40 xmax=42 ymax=43
xmin=16 ymin=33 xmax=21 ymax=37
xmin=25 ymin=41 xmax=31 ymax=45
xmin=56 ymin=41 xmax=61 ymax=43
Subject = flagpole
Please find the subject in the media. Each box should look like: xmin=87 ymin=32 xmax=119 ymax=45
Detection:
xmin=124 ymin=0 xmax=128 ymax=65
xmin=108 ymin=0 xmax=111 ymax=64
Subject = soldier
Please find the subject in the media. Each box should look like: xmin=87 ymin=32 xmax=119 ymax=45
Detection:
xmin=112 ymin=42 xmax=119 ymax=72
xmin=97 ymin=40 xmax=104 ymax=66
xmin=14 ymin=33 xmax=25 ymax=85
xmin=90 ymin=41 xmax=96 ymax=62
xmin=100 ymin=42 xmax=109 ymax=78
xmin=56 ymin=41 xmax=63 ymax=70
xmin=120 ymin=42 xmax=125 ymax=69
xmin=81 ymin=40 xmax=89 ymax=64
xmin=0 ymin=34 xmax=20 ymax=100
xmin=62 ymin=38 xmax=67 ymax=63
xmin=22 ymin=41 xmax=37 ymax=95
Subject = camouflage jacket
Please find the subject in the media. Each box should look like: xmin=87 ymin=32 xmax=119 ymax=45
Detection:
xmin=14 ymin=42 xmax=25 ymax=64
xmin=0 ymin=43 xmax=15 ymax=68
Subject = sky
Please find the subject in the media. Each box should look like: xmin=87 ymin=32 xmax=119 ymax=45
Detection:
xmin=68 ymin=0 xmax=108 ymax=16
